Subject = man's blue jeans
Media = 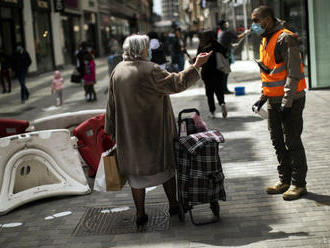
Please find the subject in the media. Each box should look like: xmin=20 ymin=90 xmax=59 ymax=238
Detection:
xmin=177 ymin=53 xmax=185 ymax=71
xmin=172 ymin=53 xmax=185 ymax=72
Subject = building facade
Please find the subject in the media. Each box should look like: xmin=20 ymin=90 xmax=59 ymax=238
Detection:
xmin=162 ymin=0 xmax=179 ymax=21
xmin=177 ymin=0 xmax=222 ymax=33
xmin=0 ymin=0 xmax=152 ymax=75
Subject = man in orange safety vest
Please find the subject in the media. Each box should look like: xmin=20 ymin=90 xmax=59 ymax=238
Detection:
xmin=251 ymin=5 xmax=308 ymax=200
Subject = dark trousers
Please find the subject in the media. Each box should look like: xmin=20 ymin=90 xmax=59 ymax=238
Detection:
xmin=17 ymin=70 xmax=29 ymax=101
xmin=223 ymin=73 xmax=230 ymax=92
xmin=84 ymin=84 xmax=96 ymax=101
xmin=0 ymin=69 xmax=11 ymax=92
xmin=268 ymin=96 xmax=307 ymax=187
xmin=204 ymin=70 xmax=225 ymax=113
xmin=171 ymin=53 xmax=185 ymax=72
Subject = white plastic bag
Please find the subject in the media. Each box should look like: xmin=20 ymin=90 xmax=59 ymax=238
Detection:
xmin=93 ymin=151 xmax=108 ymax=192
xmin=252 ymin=106 xmax=268 ymax=119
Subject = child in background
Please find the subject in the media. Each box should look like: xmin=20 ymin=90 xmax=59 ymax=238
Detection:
xmin=51 ymin=70 xmax=64 ymax=106
xmin=83 ymin=53 xmax=97 ymax=102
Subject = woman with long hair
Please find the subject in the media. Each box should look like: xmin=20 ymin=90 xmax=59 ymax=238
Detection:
xmin=197 ymin=30 xmax=228 ymax=118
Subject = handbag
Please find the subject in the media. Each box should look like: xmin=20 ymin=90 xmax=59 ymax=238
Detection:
xmin=216 ymin=52 xmax=231 ymax=74
xmin=70 ymin=69 xmax=81 ymax=83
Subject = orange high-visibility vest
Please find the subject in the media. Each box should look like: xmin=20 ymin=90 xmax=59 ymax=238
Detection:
xmin=259 ymin=28 xmax=306 ymax=97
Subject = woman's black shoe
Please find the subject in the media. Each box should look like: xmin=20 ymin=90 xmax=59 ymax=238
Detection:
xmin=136 ymin=214 xmax=148 ymax=226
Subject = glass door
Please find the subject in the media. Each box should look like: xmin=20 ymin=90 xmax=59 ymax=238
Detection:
xmin=308 ymin=0 xmax=330 ymax=89
xmin=33 ymin=11 xmax=54 ymax=73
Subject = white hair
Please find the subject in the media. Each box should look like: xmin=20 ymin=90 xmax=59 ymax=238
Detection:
xmin=122 ymin=34 xmax=149 ymax=61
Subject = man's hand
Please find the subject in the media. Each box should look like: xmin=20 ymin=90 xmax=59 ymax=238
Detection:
xmin=193 ymin=51 xmax=213 ymax=69
xmin=252 ymin=99 xmax=266 ymax=112
xmin=279 ymin=106 xmax=291 ymax=120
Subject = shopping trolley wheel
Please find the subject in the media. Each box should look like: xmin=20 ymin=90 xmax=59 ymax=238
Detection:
xmin=210 ymin=201 xmax=220 ymax=218
xmin=178 ymin=203 xmax=185 ymax=222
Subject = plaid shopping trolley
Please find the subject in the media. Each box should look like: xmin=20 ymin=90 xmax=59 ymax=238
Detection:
xmin=174 ymin=108 xmax=226 ymax=225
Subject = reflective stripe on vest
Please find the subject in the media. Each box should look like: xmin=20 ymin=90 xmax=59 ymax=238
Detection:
xmin=259 ymin=28 xmax=306 ymax=97
xmin=262 ymin=73 xmax=305 ymax=88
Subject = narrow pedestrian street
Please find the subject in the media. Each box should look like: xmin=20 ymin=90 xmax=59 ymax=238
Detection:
xmin=1 ymin=56 xmax=330 ymax=248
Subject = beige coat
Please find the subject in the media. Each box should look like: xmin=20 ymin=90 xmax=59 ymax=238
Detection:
xmin=105 ymin=60 xmax=200 ymax=176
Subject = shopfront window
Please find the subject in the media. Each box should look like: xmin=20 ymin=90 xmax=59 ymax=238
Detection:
xmin=84 ymin=12 xmax=98 ymax=56
xmin=33 ymin=11 xmax=54 ymax=72
xmin=308 ymin=0 xmax=330 ymax=89
xmin=280 ymin=1 xmax=308 ymax=72
xmin=61 ymin=14 xmax=80 ymax=65
xmin=0 ymin=7 xmax=23 ymax=56
xmin=110 ymin=16 xmax=130 ymax=46
xmin=100 ymin=14 xmax=111 ymax=54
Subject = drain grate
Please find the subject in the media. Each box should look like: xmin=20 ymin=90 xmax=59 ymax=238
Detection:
xmin=73 ymin=204 xmax=170 ymax=236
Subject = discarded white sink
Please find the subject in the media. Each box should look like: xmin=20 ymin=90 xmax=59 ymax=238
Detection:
xmin=27 ymin=109 xmax=105 ymax=131
xmin=0 ymin=129 xmax=91 ymax=215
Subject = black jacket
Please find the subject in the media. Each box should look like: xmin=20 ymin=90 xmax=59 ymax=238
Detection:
xmin=151 ymin=43 xmax=167 ymax=65
xmin=76 ymin=49 xmax=89 ymax=76
xmin=11 ymin=51 xmax=31 ymax=74
xmin=197 ymin=40 xmax=226 ymax=80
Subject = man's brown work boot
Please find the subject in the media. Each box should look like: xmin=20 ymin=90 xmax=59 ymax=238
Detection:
xmin=282 ymin=185 xmax=307 ymax=201
xmin=266 ymin=181 xmax=290 ymax=194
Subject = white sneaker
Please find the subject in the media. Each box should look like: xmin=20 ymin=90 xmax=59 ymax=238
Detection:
xmin=208 ymin=112 xmax=215 ymax=118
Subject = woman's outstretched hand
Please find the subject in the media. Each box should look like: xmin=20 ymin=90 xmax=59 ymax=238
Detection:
xmin=193 ymin=51 xmax=213 ymax=69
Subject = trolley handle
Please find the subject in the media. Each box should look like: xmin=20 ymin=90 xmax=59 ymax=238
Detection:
xmin=177 ymin=108 xmax=200 ymax=135
xmin=178 ymin=108 xmax=200 ymax=124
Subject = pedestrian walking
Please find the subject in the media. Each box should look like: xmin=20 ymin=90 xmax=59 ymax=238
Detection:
xmin=147 ymin=31 xmax=167 ymax=69
xmin=51 ymin=70 xmax=64 ymax=106
xmin=76 ymin=41 xmax=89 ymax=78
xmin=0 ymin=50 xmax=12 ymax=94
xmin=217 ymin=20 xmax=250 ymax=94
xmin=251 ymin=5 xmax=308 ymax=200
xmin=83 ymin=53 xmax=97 ymax=102
xmin=171 ymin=28 xmax=186 ymax=71
xmin=11 ymin=46 xmax=31 ymax=104
xmin=108 ymin=37 xmax=121 ymax=55
xmin=196 ymin=30 xmax=228 ymax=119
xmin=160 ymin=32 xmax=171 ymax=56
xmin=104 ymin=34 xmax=212 ymax=227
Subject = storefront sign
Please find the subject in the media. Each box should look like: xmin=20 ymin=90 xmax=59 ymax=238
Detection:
xmin=31 ymin=0 xmax=50 ymax=10
xmin=53 ymin=0 xmax=65 ymax=12
xmin=0 ymin=0 xmax=22 ymax=8
xmin=64 ymin=0 xmax=78 ymax=9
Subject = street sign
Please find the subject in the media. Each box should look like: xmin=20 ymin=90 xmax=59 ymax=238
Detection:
xmin=54 ymin=0 xmax=65 ymax=12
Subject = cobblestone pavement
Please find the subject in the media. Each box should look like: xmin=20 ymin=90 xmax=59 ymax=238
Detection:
xmin=1 ymin=58 xmax=330 ymax=248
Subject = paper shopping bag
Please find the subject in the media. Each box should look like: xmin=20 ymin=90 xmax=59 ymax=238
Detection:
xmin=103 ymin=152 xmax=126 ymax=191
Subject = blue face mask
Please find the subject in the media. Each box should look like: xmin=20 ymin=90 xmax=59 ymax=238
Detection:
xmin=251 ymin=23 xmax=265 ymax=35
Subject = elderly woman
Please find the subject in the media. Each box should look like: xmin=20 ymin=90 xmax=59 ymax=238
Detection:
xmin=105 ymin=34 xmax=212 ymax=226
